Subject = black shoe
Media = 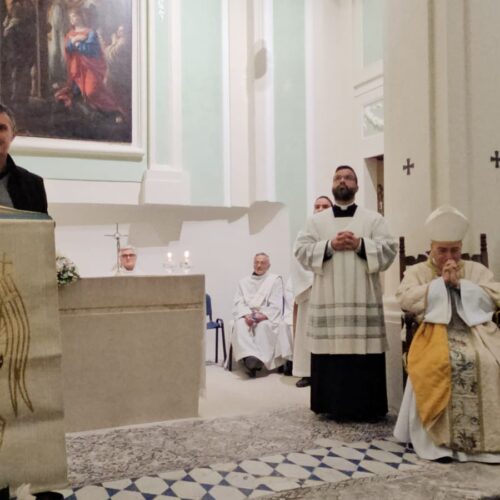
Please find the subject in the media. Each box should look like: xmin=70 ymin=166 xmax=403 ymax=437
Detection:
xmin=296 ymin=377 xmax=311 ymax=388
xmin=244 ymin=356 xmax=263 ymax=371
xmin=283 ymin=360 xmax=293 ymax=376
xmin=35 ymin=493 xmax=64 ymax=500
xmin=0 ymin=486 xmax=8 ymax=500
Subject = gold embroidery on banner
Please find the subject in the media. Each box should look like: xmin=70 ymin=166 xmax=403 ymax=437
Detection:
xmin=0 ymin=252 xmax=34 ymax=448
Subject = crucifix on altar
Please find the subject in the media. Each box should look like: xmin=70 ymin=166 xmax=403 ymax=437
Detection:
xmin=105 ymin=224 xmax=129 ymax=275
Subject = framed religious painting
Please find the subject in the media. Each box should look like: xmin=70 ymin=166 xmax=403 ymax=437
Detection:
xmin=4 ymin=0 xmax=146 ymax=159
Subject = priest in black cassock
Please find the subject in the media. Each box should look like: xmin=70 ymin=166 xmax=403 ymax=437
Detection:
xmin=294 ymin=165 xmax=397 ymax=422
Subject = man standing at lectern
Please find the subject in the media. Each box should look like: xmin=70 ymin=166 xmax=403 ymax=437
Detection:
xmin=0 ymin=103 xmax=48 ymax=214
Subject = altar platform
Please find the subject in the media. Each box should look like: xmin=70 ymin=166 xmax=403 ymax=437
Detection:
xmin=58 ymin=275 xmax=205 ymax=432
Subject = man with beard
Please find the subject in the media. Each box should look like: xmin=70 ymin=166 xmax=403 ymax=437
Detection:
xmin=294 ymin=166 xmax=397 ymax=421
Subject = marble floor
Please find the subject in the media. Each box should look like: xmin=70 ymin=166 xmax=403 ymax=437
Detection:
xmin=60 ymin=435 xmax=421 ymax=499
xmin=52 ymin=366 xmax=500 ymax=499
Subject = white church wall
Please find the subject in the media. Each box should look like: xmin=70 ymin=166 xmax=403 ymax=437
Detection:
xmin=226 ymin=0 xmax=254 ymax=208
xmin=385 ymin=0 xmax=500 ymax=282
xmin=307 ymin=0 xmax=358 ymax=205
xmin=384 ymin=0 xmax=434 ymax=295
xmin=306 ymin=0 xmax=385 ymax=214
xmin=383 ymin=0 xmax=441 ymax=410
xmin=383 ymin=0 xmax=500 ymax=410
xmin=466 ymin=1 xmax=500 ymax=278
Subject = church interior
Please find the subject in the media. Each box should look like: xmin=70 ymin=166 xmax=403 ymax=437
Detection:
xmin=1 ymin=0 xmax=500 ymax=498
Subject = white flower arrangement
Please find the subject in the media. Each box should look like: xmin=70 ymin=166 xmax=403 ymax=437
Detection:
xmin=56 ymin=255 xmax=80 ymax=286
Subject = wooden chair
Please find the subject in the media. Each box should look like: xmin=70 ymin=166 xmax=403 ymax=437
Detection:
xmin=399 ymin=233 xmax=498 ymax=380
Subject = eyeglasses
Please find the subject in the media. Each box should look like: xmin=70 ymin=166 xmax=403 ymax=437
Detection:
xmin=121 ymin=254 xmax=136 ymax=258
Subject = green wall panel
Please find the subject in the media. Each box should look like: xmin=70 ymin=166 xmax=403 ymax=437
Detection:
xmin=363 ymin=0 xmax=384 ymax=66
xmin=274 ymin=0 xmax=307 ymax=239
xmin=13 ymin=152 xmax=145 ymax=182
xmin=182 ymin=0 xmax=224 ymax=205
xmin=155 ymin=8 xmax=170 ymax=167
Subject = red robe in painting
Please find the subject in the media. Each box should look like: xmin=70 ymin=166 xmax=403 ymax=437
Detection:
xmin=55 ymin=27 xmax=124 ymax=115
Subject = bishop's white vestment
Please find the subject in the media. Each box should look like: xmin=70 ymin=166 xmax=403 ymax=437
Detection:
xmin=395 ymin=259 xmax=500 ymax=462
xmin=231 ymin=272 xmax=291 ymax=370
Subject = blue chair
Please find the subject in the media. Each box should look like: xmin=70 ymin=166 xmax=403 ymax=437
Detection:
xmin=206 ymin=294 xmax=227 ymax=364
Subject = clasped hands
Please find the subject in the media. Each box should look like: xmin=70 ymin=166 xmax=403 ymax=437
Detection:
xmin=244 ymin=311 xmax=267 ymax=327
xmin=442 ymin=259 xmax=460 ymax=288
xmin=331 ymin=231 xmax=360 ymax=252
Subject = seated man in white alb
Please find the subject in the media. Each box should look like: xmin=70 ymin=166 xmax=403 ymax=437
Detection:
xmin=395 ymin=205 xmax=500 ymax=462
xmin=232 ymin=252 xmax=290 ymax=377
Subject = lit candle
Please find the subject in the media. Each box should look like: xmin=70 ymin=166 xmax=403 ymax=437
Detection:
xmin=166 ymin=252 xmax=173 ymax=263
xmin=183 ymin=250 xmax=190 ymax=265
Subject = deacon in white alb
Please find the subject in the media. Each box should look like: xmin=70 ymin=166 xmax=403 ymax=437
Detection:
xmin=290 ymin=195 xmax=333 ymax=388
xmin=395 ymin=205 xmax=500 ymax=462
xmin=231 ymin=253 xmax=291 ymax=377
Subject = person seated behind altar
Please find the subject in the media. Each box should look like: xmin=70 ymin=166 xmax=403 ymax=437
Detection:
xmin=394 ymin=205 xmax=500 ymax=463
xmin=115 ymin=245 xmax=142 ymax=275
xmin=231 ymin=252 xmax=292 ymax=378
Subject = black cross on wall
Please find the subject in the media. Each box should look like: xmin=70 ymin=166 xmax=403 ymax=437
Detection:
xmin=403 ymin=158 xmax=414 ymax=175
xmin=490 ymin=150 xmax=500 ymax=168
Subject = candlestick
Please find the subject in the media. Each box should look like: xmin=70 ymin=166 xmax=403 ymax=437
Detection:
xmin=163 ymin=251 xmax=175 ymax=274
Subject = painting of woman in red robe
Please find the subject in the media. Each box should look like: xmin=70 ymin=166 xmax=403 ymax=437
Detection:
xmin=0 ymin=0 xmax=133 ymax=143
xmin=54 ymin=7 xmax=124 ymax=123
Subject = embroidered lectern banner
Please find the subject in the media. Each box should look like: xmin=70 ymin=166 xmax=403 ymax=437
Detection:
xmin=0 ymin=207 xmax=67 ymax=491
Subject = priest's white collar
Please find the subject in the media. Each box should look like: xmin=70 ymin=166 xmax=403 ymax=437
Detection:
xmin=335 ymin=201 xmax=356 ymax=210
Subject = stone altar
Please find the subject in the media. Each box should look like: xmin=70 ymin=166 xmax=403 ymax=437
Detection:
xmin=58 ymin=275 xmax=205 ymax=432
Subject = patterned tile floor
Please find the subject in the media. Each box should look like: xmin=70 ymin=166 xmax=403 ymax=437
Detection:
xmin=56 ymin=438 xmax=422 ymax=499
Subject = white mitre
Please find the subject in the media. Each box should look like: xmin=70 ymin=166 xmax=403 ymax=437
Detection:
xmin=425 ymin=205 xmax=469 ymax=242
